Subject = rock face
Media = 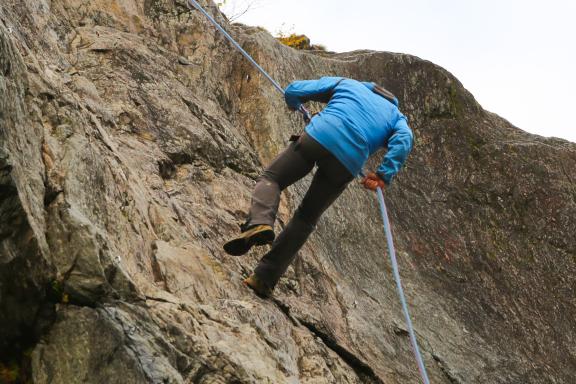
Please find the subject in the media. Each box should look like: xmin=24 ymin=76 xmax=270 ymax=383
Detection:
xmin=1 ymin=0 xmax=575 ymax=383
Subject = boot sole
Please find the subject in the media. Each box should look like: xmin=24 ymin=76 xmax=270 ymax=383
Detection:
xmin=252 ymin=230 xmax=275 ymax=245
xmin=223 ymin=229 xmax=275 ymax=256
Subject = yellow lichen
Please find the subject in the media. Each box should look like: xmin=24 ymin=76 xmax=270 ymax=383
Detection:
xmin=277 ymin=34 xmax=311 ymax=50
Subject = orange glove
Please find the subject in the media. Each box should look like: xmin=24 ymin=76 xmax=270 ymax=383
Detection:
xmin=361 ymin=172 xmax=386 ymax=191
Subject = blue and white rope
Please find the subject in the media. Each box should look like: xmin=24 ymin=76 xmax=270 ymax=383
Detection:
xmin=187 ymin=0 xmax=311 ymax=122
xmin=376 ymin=186 xmax=430 ymax=384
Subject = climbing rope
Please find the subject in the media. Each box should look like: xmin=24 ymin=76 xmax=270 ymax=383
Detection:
xmin=186 ymin=0 xmax=312 ymax=122
xmin=375 ymin=186 xmax=430 ymax=384
xmin=188 ymin=0 xmax=429 ymax=382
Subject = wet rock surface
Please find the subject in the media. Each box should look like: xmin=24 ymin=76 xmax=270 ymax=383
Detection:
xmin=1 ymin=1 xmax=575 ymax=383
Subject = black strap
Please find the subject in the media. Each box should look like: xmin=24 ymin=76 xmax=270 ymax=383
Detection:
xmin=372 ymin=84 xmax=397 ymax=103
xmin=289 ymin=134 xmax=301 ymax=142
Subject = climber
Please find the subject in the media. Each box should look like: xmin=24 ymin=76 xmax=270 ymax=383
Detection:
xmin=223 ymin=77 xmax=413 ymax=298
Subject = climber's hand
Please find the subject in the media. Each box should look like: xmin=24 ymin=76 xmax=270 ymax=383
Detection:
xmin=361 ymin=172 xmax=386 ymax=191
xmin=299 ymin=105 xmax=312 ymax=123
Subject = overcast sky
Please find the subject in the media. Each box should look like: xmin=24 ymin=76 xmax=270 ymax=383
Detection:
xmin=221 ymin=0 xmax=576 ymax=143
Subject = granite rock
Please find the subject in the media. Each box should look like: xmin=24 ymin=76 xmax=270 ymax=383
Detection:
xmin=0 ymin=1 xmax=575 ymax=383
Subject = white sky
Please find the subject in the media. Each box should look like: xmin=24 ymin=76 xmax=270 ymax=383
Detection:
xmin=221 ymin=0 xmax=576 ymax=143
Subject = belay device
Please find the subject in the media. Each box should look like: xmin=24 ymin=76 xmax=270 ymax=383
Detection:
xmin=187 ymin=1 xmax=430 ymax=382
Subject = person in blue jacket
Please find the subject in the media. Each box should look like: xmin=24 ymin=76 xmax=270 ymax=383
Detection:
xmin=224 ymin=77 xmax=413 ymax=297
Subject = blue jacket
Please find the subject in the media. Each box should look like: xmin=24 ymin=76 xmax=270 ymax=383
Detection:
xmin=284 ymin=77 xmax=413 ymax=184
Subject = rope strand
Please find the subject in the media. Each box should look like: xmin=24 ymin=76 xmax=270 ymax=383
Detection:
xmin=187 ymin=0 xmax=311 ymax=122
xmin=376 ymin=187 xmax=430 ymax=384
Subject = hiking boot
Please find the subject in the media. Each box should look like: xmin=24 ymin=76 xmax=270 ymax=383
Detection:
xmin=223 ymin=224 xmax=275 ymax=256
xmin=243 ymin=273 xmax=273 ymax=298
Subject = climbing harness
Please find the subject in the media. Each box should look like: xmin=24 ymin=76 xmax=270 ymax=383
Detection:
xmin=186 ymin=0 xmax=312 ymax=122
xmin=188 ymin=0 xmax=429 ymax=382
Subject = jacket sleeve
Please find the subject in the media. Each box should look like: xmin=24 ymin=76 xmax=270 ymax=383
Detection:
xmin=376 ymin=115 xmax=413 ymax=185
xmin=284 ymin=77 xmax=344 ymax=110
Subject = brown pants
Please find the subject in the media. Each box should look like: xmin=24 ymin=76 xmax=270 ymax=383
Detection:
xmin=247 ymin=133 xmax=354 ymax=289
